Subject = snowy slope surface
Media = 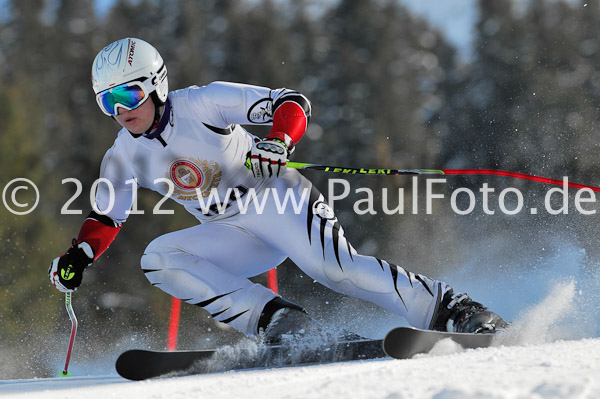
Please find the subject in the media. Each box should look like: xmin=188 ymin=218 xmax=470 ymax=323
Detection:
xmin=2 ymin=337 xmax=599 ymax=399
xmin=3 ymin=248 xmax=600 ymax=398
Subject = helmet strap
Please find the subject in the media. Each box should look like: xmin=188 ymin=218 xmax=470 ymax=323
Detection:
xmin=144 ymin=93 xmax=163 ymax=135
xmin=124 ymin=93 xmax=168 ymax=146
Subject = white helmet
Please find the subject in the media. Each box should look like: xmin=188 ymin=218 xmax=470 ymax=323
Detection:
xmin=91 ymin=38 xmax=168 ymax=104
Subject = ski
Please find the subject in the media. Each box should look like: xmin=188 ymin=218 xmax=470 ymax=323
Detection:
xmin=117 ymin=328 xmax=498 ymax=379
xmin=116 ymin=338 xmax=385 ymax=380
xmin=383 ymin=326 xmax=495 ymax=359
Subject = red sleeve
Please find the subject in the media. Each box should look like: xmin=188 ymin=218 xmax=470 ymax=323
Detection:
xmin=77 ymin=218 xmax=121 ymax=260
xmin=266 ymin=101 xmax=309 ymax=148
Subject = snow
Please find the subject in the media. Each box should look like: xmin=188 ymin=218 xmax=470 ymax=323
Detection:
xmin=2 ymin=279 xmax=600 ymax=399
xmin=2 ymin=242 xmax=600 ymax=398
xmin=2 ymin=337 xmax=599 ymax=399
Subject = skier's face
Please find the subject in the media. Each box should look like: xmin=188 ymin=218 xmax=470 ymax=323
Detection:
xmin=113 ymin=98 xmax=157 ymax=134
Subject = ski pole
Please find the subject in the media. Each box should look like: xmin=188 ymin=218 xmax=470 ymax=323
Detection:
xmin=287 ymin=162 xmax=600 ymax=192
xmin=288 ymin=162 xmax=444 ymax=176
xmin=60 ymin=292 xmax=77 ymax=377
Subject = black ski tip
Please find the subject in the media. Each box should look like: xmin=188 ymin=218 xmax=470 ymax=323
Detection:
xmin=116 ymin=349 xmax=217 ymax=380
xmin=116 ymin=350 xmax=149 ymax=381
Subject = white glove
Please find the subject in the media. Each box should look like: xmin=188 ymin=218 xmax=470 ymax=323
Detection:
xmin=246 ymin=139 xmax=289 ymax=178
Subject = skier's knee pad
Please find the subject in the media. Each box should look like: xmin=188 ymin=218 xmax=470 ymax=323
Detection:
xmin=140 ymin=237 xmax=171 ymax=273
xmin=140 ymin=237 xmax=195 ymax=278
xmin=140 ymin=232 xmax=172 ymax=263
xmin=140 ymin=251 xmax=165 ymax=270
xmin=140 ymin=249 xmax=176 ymax=287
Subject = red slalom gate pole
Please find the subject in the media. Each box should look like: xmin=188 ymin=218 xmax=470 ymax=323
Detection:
xmin=267 ymin=268 xmax=278 ymax=294
xmin=288 ymin=162 xmax=600 ymax=192
xmin=167 ymin=297 xmax=182 ymax=351
xmin=441 ymin=169 xmax=600 ymax=192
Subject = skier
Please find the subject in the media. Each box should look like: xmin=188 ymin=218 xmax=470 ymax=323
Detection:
xmin=48 ymin=38 xmax=506 ymax=344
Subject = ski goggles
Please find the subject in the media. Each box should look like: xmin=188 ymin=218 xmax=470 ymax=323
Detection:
xmin=96 ymin=79 xmax=155 ymax=116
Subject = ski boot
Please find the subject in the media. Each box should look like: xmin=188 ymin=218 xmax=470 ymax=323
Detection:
xmin=431 ymin=290 xmax=508 ymax=333
xmin=258 ymin=297 xmax=362 ymax=345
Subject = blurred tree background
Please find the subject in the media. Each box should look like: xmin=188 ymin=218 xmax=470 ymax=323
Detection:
xmin=1 ymin=0 xmax=599 ymax=378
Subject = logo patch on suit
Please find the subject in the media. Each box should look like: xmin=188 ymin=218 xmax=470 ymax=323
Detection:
xmin=247 ymin=99 xmax=273 ymax=123
xmin=168 ymin=158 xmax=222 ymax=200
xmin=312 ymin=200 xmax=337 ymax=222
